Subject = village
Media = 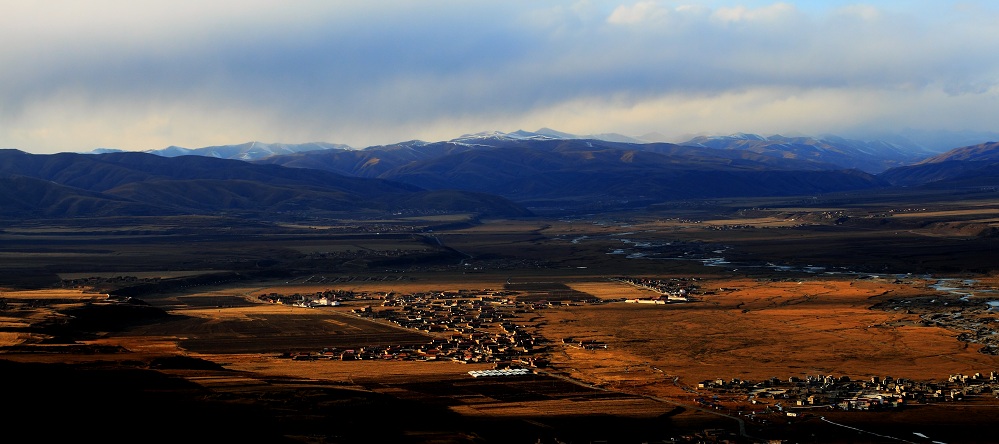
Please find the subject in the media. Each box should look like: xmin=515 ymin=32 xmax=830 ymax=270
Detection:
xmin=258 ymin=277 xmax=999 ymax=428
xmin=693 ymin=370 xmax=999 ymax=423
xmin=611 ymin=276 xmax=701 ymax=303
xmin=266 ymin=287 xmax=565 ymax=367
xmin=262 ymin=275 xmax=708 ymax=363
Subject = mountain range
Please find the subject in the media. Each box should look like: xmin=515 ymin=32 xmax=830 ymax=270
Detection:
xmin=5 ymin=131 xmax=998 ymax=219
xmin=108 ymin=129 xmax=937 ymax=172
xmin=253 ymin=133 xmax=889 ymax=205
xmin=245 ymin=129 xmax=920 ymax=173
xmin=0 ymin=149 xmax=530 ymax=219
xmin=95 ymin=141 xmax=350 ymax=161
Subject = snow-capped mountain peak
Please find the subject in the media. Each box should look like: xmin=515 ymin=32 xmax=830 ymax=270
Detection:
xmin=452 ymin=130 xmax=561 ymax=143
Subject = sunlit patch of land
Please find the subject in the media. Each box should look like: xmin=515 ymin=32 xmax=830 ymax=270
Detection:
xmin=222 ymin=356 xmax=495 ymax=384
xmin=0 ymin=289 xmax=97 ymax=299
xmin=541 ymin=276 xmax=999 ymax=390
xmin=890 ymin=208 xmax=999 ymax=219
xmin=564 ymin=280 xmax=658 ymax=300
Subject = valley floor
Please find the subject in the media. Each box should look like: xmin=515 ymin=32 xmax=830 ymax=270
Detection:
xmin=2 ymin=192 xmax=999 ymax=443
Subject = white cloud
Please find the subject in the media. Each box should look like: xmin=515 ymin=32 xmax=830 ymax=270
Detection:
xmin=833 ymin=4 xmax=881 ymax=21
xmin=2 ymin=1 xmax=999 ymax=152
xmin=510 ymin=84 xmax=999 ymax=143
xmin=711 ymin=2 xmax=797 ymax=23
xmin=607 ymin=1 xmax=670 ymax=24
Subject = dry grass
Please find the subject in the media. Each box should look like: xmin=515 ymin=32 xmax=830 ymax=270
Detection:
xmin=12 ymin=275 xmax=992 ymax=390
xmin=0 ymin=288 xmax=100 ymax=299
xmin=564 ymin=280 xmax=656 ymax=300
xmin=220 ymin=355 xmax=494 ymax=384
xmin=891 ymin=208 xmax=999 ymax=218
xmin=3 ymin=200 xmax=999 ymax=440
xmin=0 ymin=331 xmax=29 ymax=346
xmin=540 ymin=276 xmax=999 ymax=396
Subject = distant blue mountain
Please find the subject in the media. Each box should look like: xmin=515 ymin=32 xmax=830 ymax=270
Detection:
xmin=677 ymin=133 xmax=934 ymax=174
xmin=255 ymin=130 xmax=889 ymax=207
xmin=146 ymin=141 xmax=351 ymax=161
xmin=0 ymin=149 xmax=531 ymax=218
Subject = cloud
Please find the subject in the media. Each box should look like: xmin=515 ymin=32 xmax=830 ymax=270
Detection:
xmin=711 ymin=2 xmax=797 ymax=23
xmin=2 ymin=1 xmax=999 ymax=153
xmin=833 ymin=4 xmax=881 ymax=21
xmin=607 ymin=1 xmax=670 ymax=24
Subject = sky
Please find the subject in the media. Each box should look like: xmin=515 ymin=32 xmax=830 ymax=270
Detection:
xmin=2 ymin=1 xmax=998 ymax=154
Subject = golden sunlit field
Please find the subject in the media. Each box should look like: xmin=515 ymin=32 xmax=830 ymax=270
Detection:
xmin=546 ymin=277 xmax=996 ymax=384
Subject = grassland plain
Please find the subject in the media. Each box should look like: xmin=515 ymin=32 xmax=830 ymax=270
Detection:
xmin=2 ymin=193 xmax=999 ymax=442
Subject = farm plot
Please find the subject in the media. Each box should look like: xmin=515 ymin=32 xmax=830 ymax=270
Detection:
xmin=122 ymin=310 xmax=432 ymax=354
xmin=504 ymin=282 xmax=598 ymax=303
xmin=540 ymin=276 xmax=999 ymax=387
xmin=361 ymin=372 xmax=734 ymax=442
xmin=176 ymin=295 xmax=257 ymax=309
xmin=388 ymin=374 xmax=611 ymax=404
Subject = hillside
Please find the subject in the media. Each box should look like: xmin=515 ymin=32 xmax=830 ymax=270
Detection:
xmin=0 ymin=175 xmax=163 ymax=218
xmin=878 ymin=142 xmax=999 ymax=187
xmin=39 ymin=130 xmax=976 ymax=213
xmin=0 ymin=149 xmax=531 ymax=219
xmin=173 ymin=130 xmax=935 ymax=175
xmin=679 ymin=133 xmax=931 ymax=173
xmin=258 ymin=136 xmax=888 ymax=205
xmin=914 ymin=141 xmax=999 ymax=164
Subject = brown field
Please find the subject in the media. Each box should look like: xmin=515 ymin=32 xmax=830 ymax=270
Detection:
xmin=564 ymin=280 xmax=656 ymax=300
xmin=0 ymin=288 xmax=98 ymax=299
xmin=541 ymin=277 xmax=998 ymax=385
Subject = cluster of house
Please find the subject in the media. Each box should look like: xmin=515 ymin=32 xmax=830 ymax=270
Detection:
xmin=342 ymin=289 xmax=552 ymax=366
xmin=468 ymin=368 xmax=532 ymax=378
xmin=258 ymin=289 xmax=357 ymax=307
xmin=611 ymin=276 xmax=698 ymax=303
xmin=697 ymin=371 xmax=999 ymax=413
xmin=561 ymin=337 xmax=608 ymax=349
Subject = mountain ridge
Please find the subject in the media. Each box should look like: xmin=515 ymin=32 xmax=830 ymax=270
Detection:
xmin=877 ymin=142 xmax=999 ymax=187
xmin=14 ymin=132 xmax=999 ymax=217
xmin=254 ymin=136 xmax=889 ymax=205
xmin=111 ymin=129 xmax=941 ymax=174
xmin=0 ymin=149 xmax=531 ymax=219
